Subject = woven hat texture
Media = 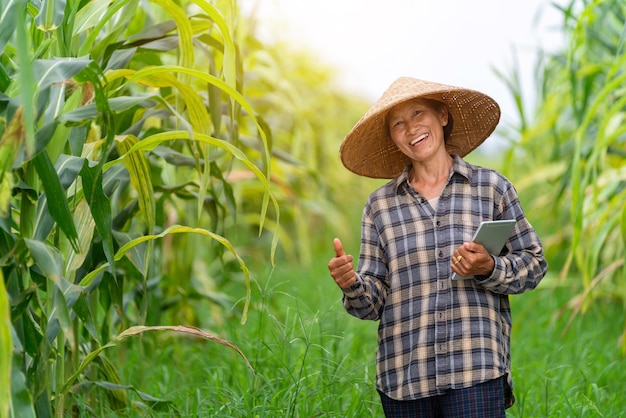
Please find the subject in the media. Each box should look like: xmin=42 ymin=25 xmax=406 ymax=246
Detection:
xmin=339 ymin=77 xmax=501 ymax=178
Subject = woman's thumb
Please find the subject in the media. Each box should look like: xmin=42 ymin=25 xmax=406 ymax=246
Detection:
xmin=333 ymin=238 xmax=345 ymax=257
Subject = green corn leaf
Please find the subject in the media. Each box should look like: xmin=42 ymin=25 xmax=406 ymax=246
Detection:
xmin=0 ymin=269 xmax=11 ymax=418
xmin=33 ymin=151 xmax=80 ymax=252
xmin=95 ymin=355 xmax=128 ymax=409
xmin=149 ymin=0 xmax=194 ymax=70
xmin=24 ymin=239 xmax=82 ymax=308
xmin=93 ymin=381 xmax=173 ymax=411
xmin=35 ymin=0 xmax=66 ymax=31
xmin=109 ymin=129 xmax=279 ymax=266
xmin=32 ymin=58 xmax=92 ymax=117
xmin=24 ymin=239 xmax=81 ymax=351
xmin=0 ymin=0 xmax=24 ymax=56
xmin=126 ymin=66 xmax=275 ymax=242
xmin=71 ymin=294 xmax=99 ymax=343
xmin=0 ymin=107 xmax=23 ymax=216
xmin=78 ymin=223 xmax=253 ymax=322
xmin=621 ymin=196 xmax=626 ymax=251
xmin=10 ymin=361 xmax=35 ymax=418
xmin=58 ymin=95 xmax=158 ymax=123
xmin=191 ymin=0 xmax=236 ymax=88
xmin=119 ymin=225 xmax=250 ymax=322
xmin=77 ymin=0 xmax=133 ymax=56
xmin=115 ymin=135 xmax=155 ymax=233
xmin=15 ymin=3 xmax=35 ymax=157
xmin=73 ymin=0 xmax=112 ymax=34
xmin=65 ymin=199 xmax=96 ymax=277
xmin=72 ymin=61 xmax=116 ymax=168
xmin=112 ymin=231 xmax=146 ymax=275
xmin=128 ymin=66 xmax=271 ymax=178
xmin=80 ymin=159 xmax=115 ymax=271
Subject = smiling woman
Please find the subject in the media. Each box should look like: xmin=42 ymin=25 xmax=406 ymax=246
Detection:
xmin=339 ymin=77 xmax=500 ymax=179
xmin=327 ymin=75 xmax=548 ymax=417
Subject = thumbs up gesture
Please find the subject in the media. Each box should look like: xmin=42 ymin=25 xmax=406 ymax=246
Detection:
xmin=328 ymin=238 xmax=356 ymax=289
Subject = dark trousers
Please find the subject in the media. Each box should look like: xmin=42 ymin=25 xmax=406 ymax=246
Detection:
xmin=378 ymin=376 xmax=506 ymax=418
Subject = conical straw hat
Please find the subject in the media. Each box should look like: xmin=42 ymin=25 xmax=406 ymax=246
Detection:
xmin=339 ymin=77 xmax=501 ymax=179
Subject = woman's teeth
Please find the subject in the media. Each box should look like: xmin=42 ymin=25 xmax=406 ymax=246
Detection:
xmin=410 ymin=133 xmax=428 ymax=146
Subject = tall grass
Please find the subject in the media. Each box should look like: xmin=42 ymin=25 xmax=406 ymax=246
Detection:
xmin=104 ymin=247 xmax=625 ymax=417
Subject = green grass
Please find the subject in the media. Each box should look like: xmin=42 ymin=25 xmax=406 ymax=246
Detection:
xmin=89 ymin=261 xmax=625 ymax=417
xmin=508 ymin=278 xmax=626 ymax=418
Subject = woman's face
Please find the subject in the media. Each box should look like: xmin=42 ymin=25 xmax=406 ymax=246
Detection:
xmin=387 ymin=98 xmax=449 ymax=162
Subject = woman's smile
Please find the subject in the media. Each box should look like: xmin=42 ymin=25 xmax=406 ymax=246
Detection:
xmin=410 ymin=133 xmax=429 ymax=147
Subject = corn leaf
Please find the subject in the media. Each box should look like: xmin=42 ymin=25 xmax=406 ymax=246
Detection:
xmin=79 ymin=159 xmax=115 ymax=270
xmin=35 ymin=0 xmax=66 ymax=31
xmin=33 ymin=151 xmax=80 ymax=252
xmin=127 ymin=66 xmax=275 ymax=244
xmin=115 ymin=135 xmax=155 ymax=233
xmin=149 ymin=0 xmax=194 ymax=70
xmin=93 ymin=381 xmax=173 ymax=410
xmin=0 ymin=269 xmax=11 ymax=418
xmin=61 ymin=324 xmax=254 ymax=394
xmin=9 ymin=363 xmax=35 ymax=418
xmin=0 ymin=0 xmax=24 ymax=56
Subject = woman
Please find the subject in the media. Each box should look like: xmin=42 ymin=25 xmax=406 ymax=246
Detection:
xmin=328 ymin=77 xmax=548 ymax=417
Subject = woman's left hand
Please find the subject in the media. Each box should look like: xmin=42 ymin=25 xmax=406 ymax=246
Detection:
xmin=451 ymin=242 xmax=495 ymax=278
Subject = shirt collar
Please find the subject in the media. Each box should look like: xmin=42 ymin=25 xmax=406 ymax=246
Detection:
xmin=393 ymin=154 xmax=472 ymax=192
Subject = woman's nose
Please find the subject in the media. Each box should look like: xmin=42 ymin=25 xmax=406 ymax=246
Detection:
xmin=407 ymin=118 xmax=419 ymax=133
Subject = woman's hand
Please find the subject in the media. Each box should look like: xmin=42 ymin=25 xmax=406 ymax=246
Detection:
xmin=451 ymin=241 xmax=496 ymax=278
xmin=328 ymin=238 xmax=357 ymax=289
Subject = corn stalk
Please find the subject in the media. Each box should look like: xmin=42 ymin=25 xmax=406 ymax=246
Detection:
xmin=0 ymin=0 xmax=278 ymax=414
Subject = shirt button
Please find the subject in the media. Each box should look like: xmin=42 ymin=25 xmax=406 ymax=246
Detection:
xmin=436 ymin=220 xmax=441 ymax=226
xmin=438 ymin=312 xmax=445 ymax=320
xmin=438 ymin=251 xmax=444 ymax=258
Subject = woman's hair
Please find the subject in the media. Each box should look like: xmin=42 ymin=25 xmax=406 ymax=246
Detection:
xmin=386 ymin=98 xmax=454 ymax=141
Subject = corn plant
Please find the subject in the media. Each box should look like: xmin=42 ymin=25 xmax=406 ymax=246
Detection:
xmin=499 ymin=0 xmax=626 ymax=352
xmin=0 ymin=0 xmax=279 ymax=415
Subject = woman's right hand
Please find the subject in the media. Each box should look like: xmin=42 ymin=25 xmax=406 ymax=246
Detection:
xmin=328 ymin=238 xmax=357 ymax=289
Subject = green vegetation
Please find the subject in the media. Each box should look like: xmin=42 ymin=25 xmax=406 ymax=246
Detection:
xmin=0 ymin=0 xmax=624 ymax=416
xmin=87 ymin=258 xmax=626 ymax=416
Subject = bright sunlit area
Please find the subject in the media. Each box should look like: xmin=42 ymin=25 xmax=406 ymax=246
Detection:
xmin=241 ymin=0 xmax=568 ymax=150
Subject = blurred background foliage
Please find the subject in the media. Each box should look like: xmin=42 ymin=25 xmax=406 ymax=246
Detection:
xmin=0 ymin=0 xmax=624 ymax=415
xmin=497 ymin=0 xmax=626 ymax=339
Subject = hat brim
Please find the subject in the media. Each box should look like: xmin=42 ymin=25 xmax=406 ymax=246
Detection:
xmin=339 ymin=77 xmax=501 ymax=179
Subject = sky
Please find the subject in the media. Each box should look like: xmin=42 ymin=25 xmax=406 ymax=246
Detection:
xmin=240 ymin=0 xmax=568 ymax=149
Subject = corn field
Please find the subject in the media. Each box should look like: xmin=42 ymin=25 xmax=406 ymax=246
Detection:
xmin=497 ymin=0 xmax=626 ymax=346
xmin=0 ymin=0 xmax=625 ymax=415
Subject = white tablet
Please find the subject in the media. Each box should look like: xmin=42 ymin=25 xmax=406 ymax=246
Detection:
xmin=451 ymin=219 xmax=516 ymax=280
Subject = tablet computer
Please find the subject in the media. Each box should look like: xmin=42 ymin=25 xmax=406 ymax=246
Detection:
xmin=451 ymin=219 xmax=516 ymax=280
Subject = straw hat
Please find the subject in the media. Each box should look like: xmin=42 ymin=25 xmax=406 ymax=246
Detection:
xmin=339 ymin=77 xmax=501 ymax=179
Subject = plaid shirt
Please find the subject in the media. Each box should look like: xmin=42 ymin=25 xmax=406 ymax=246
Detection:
xmin=342 ymin=155 xmax=547 ymax=403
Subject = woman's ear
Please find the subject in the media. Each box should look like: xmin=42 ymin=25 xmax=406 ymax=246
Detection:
xmin=439 ymin=106 xmax=449 ymax=127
